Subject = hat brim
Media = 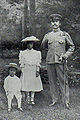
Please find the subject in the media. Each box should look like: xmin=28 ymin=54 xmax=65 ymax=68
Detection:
xmin=5 ymin=65 xmax=20 ymax=70
xmin=21 ymin=36 xmax=40 ymax=42
xmin=21 ymin=39 xmax=39 ymax=42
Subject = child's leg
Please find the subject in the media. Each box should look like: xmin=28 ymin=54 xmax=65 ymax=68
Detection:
xmin=17 ymin=97 xmax=22 ymax=108
xmin=7 ymin=92 xmax=13 ymax=109
xmin=31 ymin=91 xmax=35 ymax=104
xmin=15 ymin=92 xmax=23 ymax=111
xmin=25 ymin=92 xmax=30 ymax=104
xmin=8 ymin=98 xmax=12 ymax=109
xmin=15 ymin=92 xmax=22 ymax=108
xmin=26 ymin=92 xmax=30 ymax=102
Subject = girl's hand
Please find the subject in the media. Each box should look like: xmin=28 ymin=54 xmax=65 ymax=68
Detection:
xmin=36 ymin=71 xmax=40 ymax=77
xmin=6 ymin=91 xmax=8 ymax=95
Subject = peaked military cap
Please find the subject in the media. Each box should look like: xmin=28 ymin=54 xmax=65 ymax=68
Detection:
xmin=49 ymin=14 xmax=62 ymax=22
xmin=21 ymin=36 xmax=39 ymax=42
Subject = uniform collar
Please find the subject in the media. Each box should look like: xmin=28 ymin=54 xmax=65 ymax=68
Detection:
xmin=27 ymin=48 xmax=34 ymax=51
xmin=52 ymin=28 xmax=60 ymax=32
xmin=9 ymin=75 xmax=16 ymax=77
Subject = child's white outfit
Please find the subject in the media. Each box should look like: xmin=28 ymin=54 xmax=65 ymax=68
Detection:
xmin=4 ymin=75 xmax=22 ymax=109
xmin=19 ymin=48 xmax=43 ymax=91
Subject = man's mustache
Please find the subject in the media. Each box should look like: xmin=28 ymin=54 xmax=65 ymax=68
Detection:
xmin=53 ymin=24 xmax=57 ymax=26
xmin=51 ymin=23 xmax=57 ymax=26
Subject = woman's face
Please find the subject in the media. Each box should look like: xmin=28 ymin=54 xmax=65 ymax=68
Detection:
xmin=27 ymin=42 xmax=34 ymax=50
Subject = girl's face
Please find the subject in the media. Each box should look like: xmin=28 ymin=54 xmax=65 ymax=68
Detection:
xmin=27 ymin=42 xmax=34 ymax=50
xmin=9 ymin=67 xmax=16 ymax=77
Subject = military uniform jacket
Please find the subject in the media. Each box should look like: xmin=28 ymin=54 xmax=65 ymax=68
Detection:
xmin=42 ymin=29 xmax=75 ymax=64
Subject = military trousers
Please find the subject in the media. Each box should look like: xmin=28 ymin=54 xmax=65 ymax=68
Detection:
xmin=47 ymin=63 xmax=69 ymax=104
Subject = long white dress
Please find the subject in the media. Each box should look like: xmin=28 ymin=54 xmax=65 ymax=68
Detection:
xmin=19 ymin=49 xmax=43 ymax=91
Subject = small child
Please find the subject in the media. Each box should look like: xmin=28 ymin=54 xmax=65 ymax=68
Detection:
xmin=4 ymin=63 xmax=23 ymax=112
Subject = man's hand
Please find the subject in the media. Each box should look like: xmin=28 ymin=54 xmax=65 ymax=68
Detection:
xmin=36 ymin=71 xmax=40 ymax=77
xmin=59 ymin=54 xmax=68 ymax=62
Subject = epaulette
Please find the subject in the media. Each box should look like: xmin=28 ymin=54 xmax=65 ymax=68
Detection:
xmin=62 ymin=31 xmax=69 ymax=36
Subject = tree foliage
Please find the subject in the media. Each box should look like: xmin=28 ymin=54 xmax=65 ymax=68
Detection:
xmin=0 ymin=0 xmax=80 ymax=70
xmin=35 ymin=0 xmax=80 ymax=46
xmin=0 ymin=0 xmax=23 ymax=46
xmin=0 ymin=0 xmax=80 ymax=47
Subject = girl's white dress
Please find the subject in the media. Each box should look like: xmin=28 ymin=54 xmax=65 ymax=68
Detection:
xmin=19 ymin=49 xmax=43 ymax=91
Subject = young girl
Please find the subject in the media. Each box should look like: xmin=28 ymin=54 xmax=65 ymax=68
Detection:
xmin=19 ymin=36 xmax=43 ymax=104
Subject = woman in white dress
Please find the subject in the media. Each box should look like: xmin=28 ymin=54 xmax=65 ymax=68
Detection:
xmin=19 ymin=36 xmax=43 ymax=104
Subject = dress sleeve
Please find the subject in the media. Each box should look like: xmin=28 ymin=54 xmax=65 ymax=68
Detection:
xmin=19 ymin=51 xmax=25 ymax=68
xmin=64 ymin=32 xmax=75 ymax=57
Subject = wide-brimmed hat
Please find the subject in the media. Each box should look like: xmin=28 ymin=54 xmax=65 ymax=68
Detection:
xmin=5 ymin=63 xmax=20 ymax=70
xmin=21 ymin=36 xmax=39 ymax=42
xmin=49 ymin=14 xmax=62 ymax=22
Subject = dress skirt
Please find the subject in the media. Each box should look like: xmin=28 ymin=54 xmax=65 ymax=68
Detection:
xmin=20 ymin=64 xmax=43 ymax=91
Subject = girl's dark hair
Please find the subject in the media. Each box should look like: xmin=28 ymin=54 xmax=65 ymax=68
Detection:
xmin=21 ymin=41 xmax=34 ymax=50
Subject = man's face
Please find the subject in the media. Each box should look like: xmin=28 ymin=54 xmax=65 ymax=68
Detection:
xmin=9 ymin=67 xmax=16 ymax=77
xmin=51 ymin=20 xmax=61 ymax=29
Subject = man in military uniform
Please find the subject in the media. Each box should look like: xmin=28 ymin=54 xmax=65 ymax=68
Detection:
xmin=41 ymin=14 xmax=75 ymax=108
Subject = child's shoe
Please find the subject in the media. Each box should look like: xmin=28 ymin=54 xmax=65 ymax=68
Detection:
xmin=18 ymin=107 xmax=23 ymax=112
xmin=8 ymin=108 xmax=11 ymax=112
xmin=31 ymin=100 xmax=35 ymax=105
xmin=31 ymin=101 xmax=35 ymax=105
xmin=31 ymin=98 xmax=35 ymax=105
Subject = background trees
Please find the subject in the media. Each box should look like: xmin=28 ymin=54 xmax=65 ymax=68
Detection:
xmin=0 ymin=0 xmax=80 ymax=46
xmin=0 ymin=0 xmax=80 ymax=69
